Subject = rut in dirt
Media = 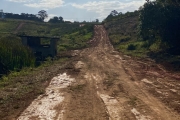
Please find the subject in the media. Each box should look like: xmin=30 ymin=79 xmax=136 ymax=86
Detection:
xmin=17 ymin=25 xmax=180 ymax=120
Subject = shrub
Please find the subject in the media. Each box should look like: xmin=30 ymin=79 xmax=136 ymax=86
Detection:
xmin=0 ymin=35 xmax=35 ymax=72
xmin=127 ymin=44 xmax=136 ymax=50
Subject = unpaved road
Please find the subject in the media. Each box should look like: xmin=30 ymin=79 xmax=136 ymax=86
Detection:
xmin=17 ymin=25 xmax=180 ymax=120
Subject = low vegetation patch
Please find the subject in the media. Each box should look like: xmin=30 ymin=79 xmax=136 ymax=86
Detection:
xmin=0 ymin=57 xmax=68 ymax=120
xmin=57 ymin=25 xmax=94 ymax=52
xmin=0 ymin=34 xmax=35 ymax=76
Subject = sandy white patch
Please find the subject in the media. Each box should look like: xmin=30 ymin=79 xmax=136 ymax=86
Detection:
xmin=113 ymin=55 xmax=122 ymax=60
xmin=131 ymin=108 xmax=151 ymax=120
xmin=17 ymin=73 xmax=75 ymax=120
xmin=141 ymin=79 xmax=153 ymax=84
xmin=98 ymin=92 xmax=122 ymax=120
xmin=170 ymin=89 xmax=177 ymax=93
xmin=74 ymin=61 xmax=85 ymax=70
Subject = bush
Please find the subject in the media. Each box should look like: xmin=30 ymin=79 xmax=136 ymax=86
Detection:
xmin=0 ymin=35 xmax=35 ymax=72
xmin=127 ymin=44 xmax=136 ymax=50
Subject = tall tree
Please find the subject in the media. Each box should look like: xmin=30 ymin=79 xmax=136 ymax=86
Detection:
xmin=157 ymin=0 xmax=180 ymax=6
xmin=38 ymin=10 xmax=48 ymax=21
xmin=59 ymin=16 xmax=64 ymax=23
xmin=139 ymin=0 xmax=180 ymax=53
xmin=110 ymin=10 xmax=119 ymax=16
xmin=96 ymin=19 xmax=99 ymax=23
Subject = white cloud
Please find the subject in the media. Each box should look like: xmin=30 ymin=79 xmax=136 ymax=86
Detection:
xmin=25 ymin=0 xmax=64 ymax=9
xmin=7 ymin=0 xmax=32 ymax=2
xmin=71 ymin=0 xmax=145 ymax=19
xmin=7 ymin=0 xmax=65 ymax=9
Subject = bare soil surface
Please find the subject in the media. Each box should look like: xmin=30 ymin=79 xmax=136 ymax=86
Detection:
xmin=17 ymin=25 xmax=180 ymax=120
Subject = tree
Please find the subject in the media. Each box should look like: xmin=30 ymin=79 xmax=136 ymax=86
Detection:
xmin=157 ymin=0 xmax=180 ymax=6
xmin=48 ymin=16 xmax=64 ymax=23
xmin=96 ymin=19 xmax=99 ymax=23
xmin=38 ymin=10 xmax=48 ymax=21
xmin=59 ymin=16 xmax=64 ymax=23
xmin=118 ymin=12 xmax=123 ymax=15
xmin=110 ymin=10 xmax=119 ymax=16
xmin=139 ymin=1 xmax=180 ymax=53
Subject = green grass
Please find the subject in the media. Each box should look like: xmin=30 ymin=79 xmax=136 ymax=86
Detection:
xmin=0 ymin=20 xmax=20 ymax=33
xmin=57 ymin=25 xmax=93 ymax=52
xmin=0 ymin=57 xmax=67 ymax=88
xmin=0 ymin=35 xmax=35 ymax=73
xmin=17 ymin=22 xmax=80 ymax=36
xmin=0 ymin=19 xmax=80 ymax=36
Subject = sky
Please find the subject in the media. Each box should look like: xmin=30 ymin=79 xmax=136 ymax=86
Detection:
xmin=0 ymin=0 xmax=146 ymax=22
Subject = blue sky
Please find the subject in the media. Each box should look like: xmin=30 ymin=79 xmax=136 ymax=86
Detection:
xmin=0 ymin=0 xmax=145 ymax=22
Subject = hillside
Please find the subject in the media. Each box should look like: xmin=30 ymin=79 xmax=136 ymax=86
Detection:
xmin=0 ymin=19 xmax=94 ymax=76
xmin=0 ymin=19 xmax=79 ymax=36
xmin=103 ymin=10 xmax=180 ymax=71
xmin=104 ymin=11 xmax=141 ymax=56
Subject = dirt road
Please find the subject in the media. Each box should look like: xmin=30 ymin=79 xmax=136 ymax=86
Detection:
xmin=17 ymin=25 xmax=180 ymax=120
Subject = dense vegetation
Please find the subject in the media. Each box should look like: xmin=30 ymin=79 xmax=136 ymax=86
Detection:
xmin=139 ymin=1 xmax=180 ymax=54
xmin=2 ymin=12 xmax=41 ymax=22
xmin=0 ymin=35 xmax=35 ymax=76
xmin=104 ymin=0 xmax=180 ymax=70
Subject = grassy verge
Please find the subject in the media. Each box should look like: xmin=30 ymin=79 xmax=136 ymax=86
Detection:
xmin=57 ymin=25 xmax=94 ymax=52
xmin=0 ymin=57 xmax=69 ymax=120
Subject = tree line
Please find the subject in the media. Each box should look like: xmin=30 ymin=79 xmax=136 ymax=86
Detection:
xmin=1 ymin=10 xmax=64 ymax=23
xmin=1 ymin=10 xmax=100 ymax=24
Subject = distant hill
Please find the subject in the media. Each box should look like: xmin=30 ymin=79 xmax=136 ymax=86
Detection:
xmin=103 ymin=11 xmax=143 ymax=56
xmin=0 ymin=19 xmax=80 ymax=36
